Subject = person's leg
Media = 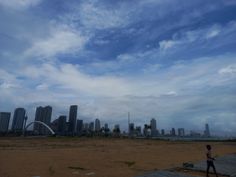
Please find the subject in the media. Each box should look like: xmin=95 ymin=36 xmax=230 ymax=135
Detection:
xmin=212 ymin=162 xmax=218 ymax=177
xmin=206 ymin=161 xmax=210 ymax=177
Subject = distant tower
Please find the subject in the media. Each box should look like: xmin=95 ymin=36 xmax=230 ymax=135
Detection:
xmin=204 ymin=123 xmax=210 ymax=137
xmin=0 ymin=112 xmax=11 ymax=133
xmin=161 ymin=129 xmax=165 ymax=136
xmin=34 ymin=106 xmax=52 ymax=135
xmin=58 ymin=115 xmax=67 ymax=135
xmin=129 ymin=123 xmax=135 ymax=135
xmin=77 ymin=120 xmax=83 ymax=135
xmin=89 ymin=122 xmax=94 ymax=132
xmin=171 ymin=128 xmax=176 ymax=136
xmin=68 ymin=105 xmax=78 ymax=135
xmin=128 ymin=112 xmax=130 ymax=135
xmin=95 ymin=118 xmax=101 ymax=132
xmin=104 ymin=123 xmax=109 ymax=130
xmin=178 ymin=128 xmax=185 ymax=137
xmin=12 ymin=108 xmax=26 ymax=133
xmin=150 ymin=118 xmax=157 ymax=137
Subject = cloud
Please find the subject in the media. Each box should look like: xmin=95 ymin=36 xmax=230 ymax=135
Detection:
xmin=219 ymin=64 xmax=236 ymax=75
xmin=159 ymin=40 xmax=179 ymax=50
xmin=24 ymin=24 xmax=88 ymax=59
xmin=63 ymin=1 xmax=132 ymax=30
xmin=0 ymin=0 xmax=42 ymax=9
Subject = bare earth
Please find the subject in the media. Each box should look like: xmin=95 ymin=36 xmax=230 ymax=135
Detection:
xmin=0 ymin=137 xmax=235 ymax=177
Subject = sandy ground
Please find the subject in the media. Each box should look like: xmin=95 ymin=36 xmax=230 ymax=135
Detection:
xmin=0 ymin=137 xmax=235 ymax=177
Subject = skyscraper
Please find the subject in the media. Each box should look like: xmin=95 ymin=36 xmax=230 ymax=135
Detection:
xmin=178 ymin=128 xmax=185 ymax=137
xmin=150 ymin=118 xmax=158 ymax=136
xmin=89 ymin=122 xmax=94 ymax=132
xmin=95 ymin=118 xmax=101 ymax=132
xmin=129 ymin=123 xmax=135 ymax=135
xmin=68 ymin=105 xmax=77 ymax=134
xmin=58 ymin=115 xmax=67 ymax=135
xmin=0 ymin=112 xmax=11 ymax=133
xmin=77 ymin=119 xmax=83 ymax=135
xmin=34 ymin=106 xmax=52 ymax=135
xmin=11 ymin=108 xmax=26 ymax=133
xmin=204 ymin=123 xmax=210 ymax=137
xmin=171 ymin=128 xmax=176 ymax=136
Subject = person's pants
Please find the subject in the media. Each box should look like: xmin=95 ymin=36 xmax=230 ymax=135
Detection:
xmin=206 ymin=160 xmax=218 ymax=177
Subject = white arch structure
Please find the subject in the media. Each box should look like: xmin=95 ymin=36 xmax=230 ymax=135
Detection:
xmin=24 ymin=121 xmax=55 ymax=135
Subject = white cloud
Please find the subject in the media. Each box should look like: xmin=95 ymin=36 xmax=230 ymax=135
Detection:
xmin=159 ymin=40 xmax=178 ymax=50
xmin=0 ymin=0 xmax=42 ymax=9
xmin=206 ymin=25 xmax=221 ymax=39
xmin=36 ymin=83 xmax=49 ymax=90
xmin=219 ymin=64 xmax=236 ymax=75
xmin=66 ymin=1 xmax=131 ymax=30
xmin=24 ymin=25 xmax=88 ymax=59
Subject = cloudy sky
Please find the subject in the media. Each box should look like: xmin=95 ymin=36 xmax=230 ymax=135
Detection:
xmin=0 ymin=0 xmax=236 ymax=135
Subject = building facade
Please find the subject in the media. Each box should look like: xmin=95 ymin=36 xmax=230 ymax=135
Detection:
xmin=0 ymin=112 xmax=11 ymax=133
xmin=34 ymin=106 xmax=52 ymax=135
xmin=68 ymin=105 xmax=78 ymax=134
xmin=150 ymin=118 xmax=158 ymax=136
xmin=95 ymin=118 xmax=101 ymax=132
xmin=204 ymin=123 xmax=210 ymax=137
xmin=11 ymin=108 xmax=26 ymax=133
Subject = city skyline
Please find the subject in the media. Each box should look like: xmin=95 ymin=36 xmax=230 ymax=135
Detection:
xmin=0 ymin=0 xmax=236 ymax=136
xmin=0 ymin=105 xmax=229 ymax=138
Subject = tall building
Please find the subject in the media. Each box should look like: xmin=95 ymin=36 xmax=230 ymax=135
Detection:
xmin=204 ymin=123 xmax=210 ymax=137
xmin=95 ymin=118 xmax=101 ymax=132
xmin=89 ymin=122 xmax=94 ymax=132
xmin=68 ymin=105 xmax=78 ymax=134
xmin=0 ymin=112 xmax=11 ymax=133
xmin=178 ymin=128 xmax=185 ymax=137
xmin=11 ymin=108 xmax=26 ymax=133
xmin=171 ymin=128 xmax=176 ymax=136
xmin=129 ymin=123 xmax=135 ymax=135
xmin=34 ymin=106 xmax=52 ymax=135
xmin=58 ymin=115 xmax=67 ymax=135
xmin=161 ymin=129 xmax=165 ymax=136
xmin=104 ymin=123 xmax=109 ymax=130
xmin=76 ymin=120 xmax=83 ymax=135
xmin=150 ymin=118 xmax=158 ymax=136
xmin=83 ymin=123 xmax=89 ymax=131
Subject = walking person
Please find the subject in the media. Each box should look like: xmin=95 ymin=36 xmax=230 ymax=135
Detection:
xmin=206 ymin=145 xmax=218 ymax=177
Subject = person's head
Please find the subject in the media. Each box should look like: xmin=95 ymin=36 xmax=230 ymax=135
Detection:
xmin=206 ymin=145 xmax=211 ymax=150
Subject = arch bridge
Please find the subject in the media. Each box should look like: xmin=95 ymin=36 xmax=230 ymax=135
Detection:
xmin=24 ymin=121 xmax=55 ymax=135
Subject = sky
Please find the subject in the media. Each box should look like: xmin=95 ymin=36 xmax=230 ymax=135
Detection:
xmin=0 ymin=0 xmax=236 ymax=136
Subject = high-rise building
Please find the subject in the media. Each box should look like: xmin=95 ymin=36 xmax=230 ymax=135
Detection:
xmin=83 ymin=123 xmax=89 ymax=131
xmin=178 ymin=128 xmax=185 ymax=137
xmin=135 ymin=126 xmax=142 ymax=136
xmin=11 ymin=108 xmax=26 ymax=133
xmin=34 ymin=106 xmax=52 ymax=135
xmin=161 ymin=129 xmax=165 ymax=136
xmin=68 ymin=105 xmax=78 ymax=134
xmin=150 ymin=118 xmax=158 ymax=136
xmin=129 ymin=123 xmax=135 ymax=135
xmin=89 ymin=122 xmax=94 ymax=132
xmin=113 ymin=124 xmax=120 ymax=134
xmin=171 ymin=128 xmax=176 ymax=136
xmin=204 ymin=123 xmax=210 ymax=137
xmin=0 ymin=112 xmax=11 ymax=133
xmin=58 ymin=115 xmax=67 ymax=135
xmin=95 ymin=118 xmax=101 ymax=132
xmin=77 ymin=120 xmax=83 ymax=134
xmin=104 ymin=123 xmax=109 ymax=130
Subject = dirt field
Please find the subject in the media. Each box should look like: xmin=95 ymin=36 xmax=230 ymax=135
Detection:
xmin=0 ymin=137 xmax=235 ymax=177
